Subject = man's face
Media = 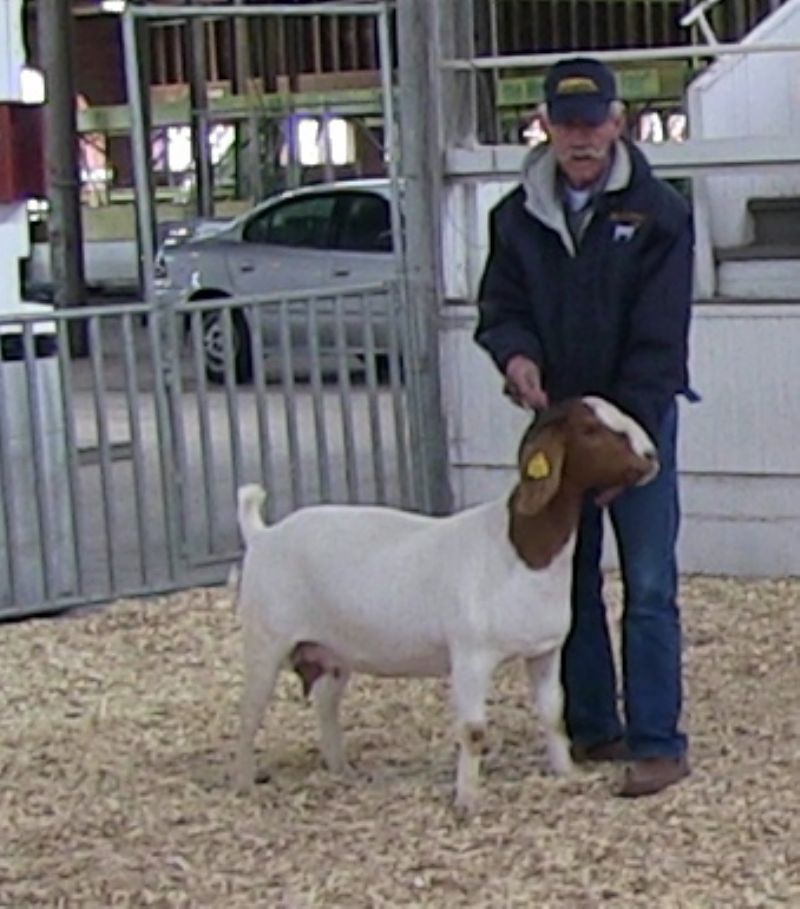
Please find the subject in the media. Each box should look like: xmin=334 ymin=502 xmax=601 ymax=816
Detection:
xmin=545 ymin=111 xmax=624 ymax=189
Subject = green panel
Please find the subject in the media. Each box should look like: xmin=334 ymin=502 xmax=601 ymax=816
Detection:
xmin=497 ymin=63 xmax=691 ymax=108
xmin=77 ymin=87 xmax=384 ymax=134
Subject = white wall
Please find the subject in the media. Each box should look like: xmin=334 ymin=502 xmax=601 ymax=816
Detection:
xmin=440 ymin=302 xmax=800 ymax=578
xmin=688 ymin=0 xmax=800 ymax=250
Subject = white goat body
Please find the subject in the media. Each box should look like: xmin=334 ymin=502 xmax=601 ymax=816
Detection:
xmin=238 ymin=492 xmax=573 ymax=679
xmin=233 ymin=396 xmax=658 ymax=813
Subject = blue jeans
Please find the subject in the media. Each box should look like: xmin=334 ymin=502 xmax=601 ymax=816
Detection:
xmin=562 ymin=402 xmax=687 ymax=759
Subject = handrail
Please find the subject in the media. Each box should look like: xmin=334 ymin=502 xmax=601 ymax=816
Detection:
xmin=679 ymin=0 xmax=724 ymax=46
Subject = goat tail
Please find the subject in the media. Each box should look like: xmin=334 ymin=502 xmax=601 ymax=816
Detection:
xmin=237 ymin=483 xmax=268 ymax=546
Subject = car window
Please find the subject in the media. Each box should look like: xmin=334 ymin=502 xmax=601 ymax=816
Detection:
xmin=243 ymin=194 xmax=337 ymax=248
xmin=335 ymin=193 xmax=393 ymax=253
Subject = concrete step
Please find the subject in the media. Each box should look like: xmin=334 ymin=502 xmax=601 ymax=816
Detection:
xmin=717 ymin=251 xmax=800 ymax=300
xmin=748 ymin=196 xmax=800 ymax=246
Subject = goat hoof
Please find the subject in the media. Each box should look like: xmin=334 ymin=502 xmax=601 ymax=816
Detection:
xmin=233 ymin=775 xmax=254 ymax=795
xmin=452 ymin=794 xmax=477 ymax=823
xmin=327 ymin=761 xmax=355 ymax=779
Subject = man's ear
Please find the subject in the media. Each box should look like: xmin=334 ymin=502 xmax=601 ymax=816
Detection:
xmin=513 ymin=425 xmax=566 ymax=516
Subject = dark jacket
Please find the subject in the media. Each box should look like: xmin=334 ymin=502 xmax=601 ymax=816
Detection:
xmin=475 ymin=139 xmax=693 ymax=440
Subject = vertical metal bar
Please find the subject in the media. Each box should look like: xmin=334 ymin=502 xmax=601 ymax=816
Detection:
xmin=607 ymin=0 xmax=616 ymax=48
xmin=396 ymin=0 xmax=454 ymax=515
xmin=569 ymin=0 xmax=579 ymax=46
xmin=387 ymin=287 xmax=411 ymax=508
xmin=162 ymin=308 xmax=191 ymax=563
xmin=88 ymin=316 xmax=117 ymax=592
xmin=589 ymin=0 xmax=599 ymax=48
xmin=306 ymin=301 xmax=332 ymax=502
xmin=148 ymin=310 xmax=182 ymax=581
xmin=531 ymin=0 xmax=541 ymax=48
xmin=644 ymin=0 xmax=654 ymax=45
xmin=222 ymin=307 xmax=245 ymax=499
xmin=312 ymin=13 xmax=323 ymax=72
xmin=56 ymin=318 xmax=85 ymax=595
xmin=334 ymin=294 xmax=358 ymax=502
xmin=382 ymin=1 xmax=426 ymax=507
xmin=321 ymin=107 xmax=335 ymax=184
xmin=0 ymin=357 xmax=18 ymax=604
xmin=662 ymin=0 xmax=672 ymax=44
xmin=625 ymin=0 xmax=636 ymax=48
xmin=248 ymin=305 xmax=276 ymax=523
xmin=122 ymin=8 xmax=157 ymax=304
xmin=279 ymin=300 xmax=303 ymax=508
xmin=378 ymin=5 xmax=405 ymax=282
xmin=550 ymin=0 xmax=559 ymax=47
xmin=187 ymin=15 xmax=214 ymax=218
xmin=361 ymin=293 xmax=386 ymax=503
xmin=120 ymin=313 xmax=150 ymax=585
xmin=329 ymin=13 xmax=341 ymax=71
xmin=487 ymin=0 xmax=503 ymax=143
xmin=191 ymin=309 xmax=219 ymax=554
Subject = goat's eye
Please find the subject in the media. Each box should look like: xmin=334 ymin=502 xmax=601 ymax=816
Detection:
xmin=581 ymin=423 xmax=601 ymax=438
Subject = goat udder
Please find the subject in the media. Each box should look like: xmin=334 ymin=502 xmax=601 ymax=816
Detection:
xmin=290 ymin=642 xmax=344 ymax=698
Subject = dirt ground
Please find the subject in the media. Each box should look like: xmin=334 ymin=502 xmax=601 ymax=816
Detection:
xmin=1 ymin=575 xmax=799 ymax=908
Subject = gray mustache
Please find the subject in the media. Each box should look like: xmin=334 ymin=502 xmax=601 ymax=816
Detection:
xmin=566 ymin=147 xmax=606 ymax=161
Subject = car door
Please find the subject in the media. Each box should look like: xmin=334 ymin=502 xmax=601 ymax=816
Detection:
xmin=328 ymin=191 xmax=395 ymax=287
xmin=328 ymin=191 xmax=396 ymax=355
xmin=227 ymin=192 xmax=337 ymax=297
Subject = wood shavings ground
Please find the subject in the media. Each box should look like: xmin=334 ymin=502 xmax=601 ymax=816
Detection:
xmin=1 ymin=577 xmax=799 ymax=907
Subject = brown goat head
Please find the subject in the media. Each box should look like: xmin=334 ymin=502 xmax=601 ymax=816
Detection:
xmin=513 ymin=397 xmax=658 ymax=517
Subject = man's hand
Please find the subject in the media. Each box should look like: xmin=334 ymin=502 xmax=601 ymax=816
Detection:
xmin=504 ymin=355 xmax=549 ymax=410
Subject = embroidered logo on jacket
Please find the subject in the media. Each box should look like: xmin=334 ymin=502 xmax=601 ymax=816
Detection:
xmin=609 ymin=210 xmax=646 ymax=243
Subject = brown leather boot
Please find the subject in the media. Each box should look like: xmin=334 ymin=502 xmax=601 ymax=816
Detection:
xmin=571 ymin=738 xmax=630 ymax=764
xmin=618 ymin=755 xmax=690 ymax=797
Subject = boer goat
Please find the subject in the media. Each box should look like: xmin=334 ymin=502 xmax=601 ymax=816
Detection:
xmin=233 ymin=396 xmax=658 ymax=814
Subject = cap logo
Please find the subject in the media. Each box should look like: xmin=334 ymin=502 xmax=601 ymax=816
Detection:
xmin=556 ymin=76 xmax=600 ymax=95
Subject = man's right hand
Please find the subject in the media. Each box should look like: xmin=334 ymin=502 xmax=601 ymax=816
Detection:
xmin=504 ymin=355 xmax=549 ymax=410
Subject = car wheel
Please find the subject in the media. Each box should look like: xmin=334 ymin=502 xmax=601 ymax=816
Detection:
xmin=202 ymin=309 xmax=253 ymax=384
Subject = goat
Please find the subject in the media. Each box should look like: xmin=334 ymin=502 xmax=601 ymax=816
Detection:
xmin=232 ymin=396 xmax=658 ymax=814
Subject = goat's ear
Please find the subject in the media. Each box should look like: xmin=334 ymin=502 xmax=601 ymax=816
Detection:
xmin=513 ymin=426 xmax=566 ymax=516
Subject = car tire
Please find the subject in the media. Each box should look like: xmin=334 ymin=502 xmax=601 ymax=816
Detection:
xmin=202 ymin=309 xmax=253 ymax=385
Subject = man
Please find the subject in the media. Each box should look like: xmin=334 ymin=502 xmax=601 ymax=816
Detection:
xmin=475 ymin=57 xmax=694 ymax=797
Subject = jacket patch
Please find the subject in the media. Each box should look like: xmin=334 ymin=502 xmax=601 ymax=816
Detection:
xmin=610 ymin=210 xmax=646 ymax=243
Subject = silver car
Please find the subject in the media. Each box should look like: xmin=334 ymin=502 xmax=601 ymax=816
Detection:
xmin=154 ymin=178 xmax=397 ymax=383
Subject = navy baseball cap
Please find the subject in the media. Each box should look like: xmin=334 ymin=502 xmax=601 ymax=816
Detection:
xmin=544 ymin=58 xmax=618 ymax=126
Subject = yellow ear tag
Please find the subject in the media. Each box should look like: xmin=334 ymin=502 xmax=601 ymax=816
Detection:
xmin=526 ymin=451 xmax=551 ymax=480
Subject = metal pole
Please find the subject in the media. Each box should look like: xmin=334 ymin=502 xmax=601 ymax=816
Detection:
xmin=121 ymin=9 xmax=157 ymax=303
xmin=36 ymin=0 xmax=86 ymax=319
xmin=187 ymin=16 xmax=214 ymax=218
xmin=129 ymin=4 xmax=386 ymax=19
xmin=395 ymin=0 xmax=453 ymax=516
xmin=233 ymin=15 xmax=261 ymax=201
xmin=442 ymin=39 xmax=800 ymax=70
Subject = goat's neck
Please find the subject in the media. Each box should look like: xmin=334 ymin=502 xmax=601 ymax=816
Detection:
xmin=507 ymin=483 xmax=583 ymax=570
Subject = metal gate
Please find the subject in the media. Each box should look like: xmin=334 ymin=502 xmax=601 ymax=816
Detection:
xmin=0 ymin=282 xmax=413 ymax=620
xmin=0 ymin=1 xmax=457 ymax=620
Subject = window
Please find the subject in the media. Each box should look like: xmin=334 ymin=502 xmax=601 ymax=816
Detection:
xmin=336 ymin=194 xmax=392 ymax=253
xmin=243 ymin=194 xmax=337 ymax=248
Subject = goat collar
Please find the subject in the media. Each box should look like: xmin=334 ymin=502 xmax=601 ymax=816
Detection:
xmin=506 ymin=483 xmax=583 ymax=570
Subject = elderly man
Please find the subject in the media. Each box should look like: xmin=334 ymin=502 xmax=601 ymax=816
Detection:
xmin=475 ymin=57 xmax=694 ymax=797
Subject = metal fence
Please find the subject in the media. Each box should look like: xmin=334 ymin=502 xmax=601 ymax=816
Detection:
xmin=0 ymin=282 xmax=413 ymax=621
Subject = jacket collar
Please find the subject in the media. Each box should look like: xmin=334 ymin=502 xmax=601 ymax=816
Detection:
xmin=521 ymin=140 xmax=633 ymax=256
